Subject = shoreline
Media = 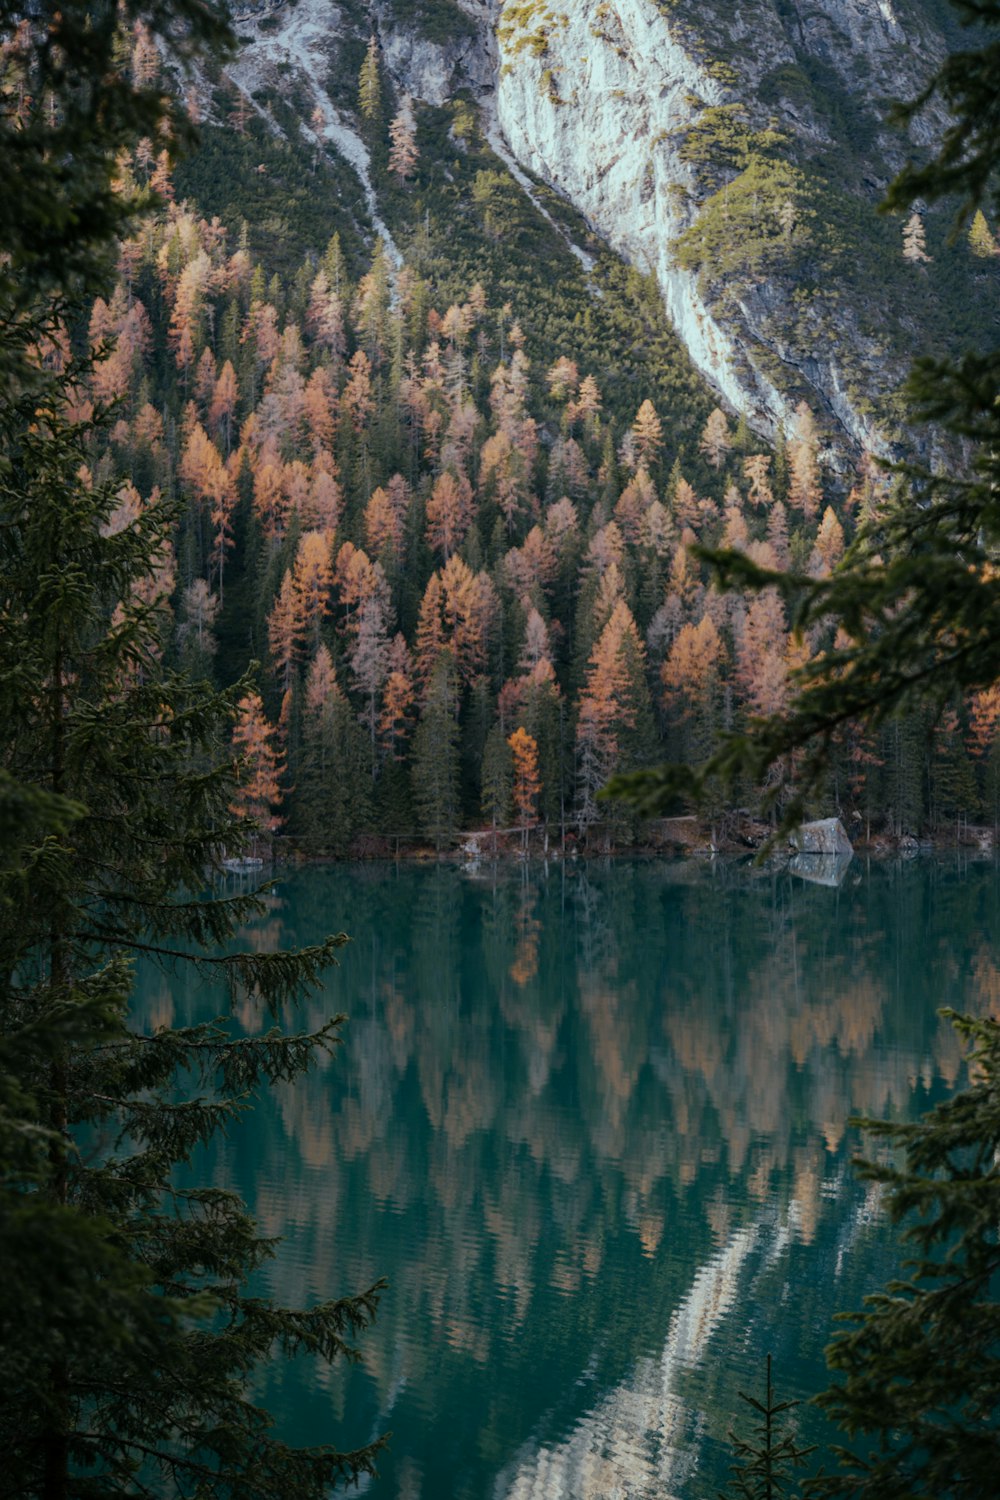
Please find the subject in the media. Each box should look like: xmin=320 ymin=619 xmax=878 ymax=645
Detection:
xmin=260 ymin=814 xmax=1000 ymax=868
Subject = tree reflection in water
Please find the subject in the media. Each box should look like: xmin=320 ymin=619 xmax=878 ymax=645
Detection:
xmin=139 ymin=857 xmax=1000 ymax=1499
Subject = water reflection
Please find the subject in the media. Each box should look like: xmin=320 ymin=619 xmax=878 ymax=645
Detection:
xmin=144 ymin=857 xmax=1000 ymax=1498
xmin=788 ymin=851 xmax=853 ymax=887
xmin=498 ymin=1219 xmax=772 ymax=1500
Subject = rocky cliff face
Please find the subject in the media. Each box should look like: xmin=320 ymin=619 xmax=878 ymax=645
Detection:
xmin=373 ymin=0 xmax=496 ymax=105
xmin=496 ymin=0 xmax=797 ymax=438
xmin=490 ymin=0 xmax=955 ymax=456
xmin=231 ymin=0 xmax=986 ymax=458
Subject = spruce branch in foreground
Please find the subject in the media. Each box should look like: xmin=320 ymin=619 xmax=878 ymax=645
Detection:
xmin=807 ymin=1011 xmax=1000 ymax=1500
xmin=720 ymin=1354 xmax=815 ymax=1500
xmin=0 ymin=375 xmax=385 ymax=1499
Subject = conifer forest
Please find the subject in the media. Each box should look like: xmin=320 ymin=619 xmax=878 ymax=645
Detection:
xmin=4 ymin=0 xmax=1000 ymax=1496
xmin=19 ymin=5 xmax=998 ymax=857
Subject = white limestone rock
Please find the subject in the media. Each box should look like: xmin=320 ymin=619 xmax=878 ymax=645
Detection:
xmin=789 ymin=817 xmax=854 ymax=855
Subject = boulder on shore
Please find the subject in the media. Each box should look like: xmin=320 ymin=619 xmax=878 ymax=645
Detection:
xmin=789 ymin=818 xmax=853 ymax=856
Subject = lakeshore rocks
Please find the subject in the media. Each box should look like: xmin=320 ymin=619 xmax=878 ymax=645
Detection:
xmin=789 ymin=818 xmax=853 ymax=856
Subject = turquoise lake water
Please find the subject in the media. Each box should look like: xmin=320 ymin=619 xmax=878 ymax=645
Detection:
xmin=139 ymin=854 xmax=1000 ymax=1498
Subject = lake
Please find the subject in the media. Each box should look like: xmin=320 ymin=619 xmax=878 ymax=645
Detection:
xmin=142 ymin=854 xmax=1000 ymax=1498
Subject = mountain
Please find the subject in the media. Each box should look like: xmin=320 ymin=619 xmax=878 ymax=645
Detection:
xmin=214 ymin=0 xmax=997 ymax=460
xmin=59 ymin=1 xmax=1000 ymax=855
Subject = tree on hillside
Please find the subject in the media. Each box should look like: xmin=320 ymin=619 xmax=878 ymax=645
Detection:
xmin=699 ymin=407 xmax=732 ymax=469
xmin=902 ymin=210 xmax=931 ymax=263
xmin=610 ymin=0 xmax=1000 ymax=830
xmin=412 ymin=652 xmax=461 ymax=848
xmin=968 ymin=207 xmax=996 ymax=257
xmin=297 ymin=646 xmax=371 ymax=854
xmin=481 ymin=723 xmax=514 ymax=837
xmin=631 ymin=399 xmax=663 ymax=467
xmin=231 ymin=690 xmax=285 ymax=843
xmin=508 ymin=727 xmax=541 ymax=849
xmin=388 ymin=106 xmax=419 ymax=183
xmin=576 ymin=601 xmax=653 ymax=836
xmin=357 ymin=34 xmax=382 ymax=126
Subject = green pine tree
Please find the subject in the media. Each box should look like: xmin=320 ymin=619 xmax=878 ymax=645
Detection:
xmin=296 ymin=684 xmax=373 ymax=856
xmin=0 ymin=379 xmax=384 ymax=1497
xmin=480 ymin=721 xmax=514 ymax=832
xmin=720 ymin=1354 xmax=815 ymax=1500
xmin=412 ymin=652 xmax=461 ymax=849
xmin=357 ymin=35 xmax=382 ymax=127
xmin=811 ymin=1011 xmax=1000 ymax=1499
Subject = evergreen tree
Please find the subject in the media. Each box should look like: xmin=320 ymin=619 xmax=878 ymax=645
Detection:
xmin=0 ymin=0 xmax=232 ymax=385
xmin=412 ymin=651 xmax=461 ymax=849
xmin=811 ymin=1012 xmax=1000 ymax=1500
xmin=720 ymin=1355 xmax=814 ymax=1500
xmin=297 ymin=649 xmax=372 ymax=855
xmin=481 ymin=722 xmax=514 ymax=835
xmin=357 ymin=35 xmax=382 ymax=128
xmin=0 ymin=381 xmax=384 ymax=1496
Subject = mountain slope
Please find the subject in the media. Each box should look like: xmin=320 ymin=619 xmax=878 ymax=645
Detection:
xmin=230 ymin=0 xmax=996 ymax=459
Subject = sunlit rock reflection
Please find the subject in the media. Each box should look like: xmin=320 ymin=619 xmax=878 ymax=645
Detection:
xmin=496 ymin=1221 xmax=771 ymax=1499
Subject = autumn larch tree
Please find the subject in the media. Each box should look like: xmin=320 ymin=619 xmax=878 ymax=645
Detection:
xmin=699 ymin=407 xmax=732 ymax=469
xmin=902 ymin=210 xmax=931 ymax=263
xmin=231 ymin=690 xmax=285 ymax=852
xmin=508 ymin=726 xmax=541 ymax=849
xmin=388 ymin=106 xmax=418 ymax=183
xmin=631 ymin=399 xmax=663 ymax=468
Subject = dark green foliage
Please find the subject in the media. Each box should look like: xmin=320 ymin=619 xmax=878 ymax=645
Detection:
xmin=720 ymin=1355 xmax=815 ymax=1500
xmin=809 ymin=1012 xmax=1000 ymax=1499
xmin=675 ymin=104 xmax=786 ymax=179
xmin=480 ymin=721 xmax=513 ymax=828
xmin=296 ymin=690 xmax=373 ymax=856
xmin=384 ymin=0 xmax=476 ymax=45
xmin=0 ymin=382 xmax=384 ymax=1496
xmin=172 ymin=116 xmax=370 ymax=282
xmin=412 ymin=654 xmax=462 ymax=848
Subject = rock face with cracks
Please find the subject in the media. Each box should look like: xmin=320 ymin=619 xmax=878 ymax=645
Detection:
xmin=227 ymin=0 xmax=987 ymax=459
xmin=490 ymin=0 xmax=950 ymax=457
xmin=790 ymin=817 xmax=854 ymax=856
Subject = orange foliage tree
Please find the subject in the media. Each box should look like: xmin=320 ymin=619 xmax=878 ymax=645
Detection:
xmin=508 ymin=726 xmax=541 ymax=846
xmin=231 ymin=692 xmax=284 ymax=845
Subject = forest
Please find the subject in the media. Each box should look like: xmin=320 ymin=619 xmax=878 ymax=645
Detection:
xmin=54 ymin=22 xmax=1000 ymax=858
xmin=4 ymin=0 xmax=1000 ymax=1495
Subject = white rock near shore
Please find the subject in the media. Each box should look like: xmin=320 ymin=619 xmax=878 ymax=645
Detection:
xmin=790 ymin=818 xmax=853 ymax=856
